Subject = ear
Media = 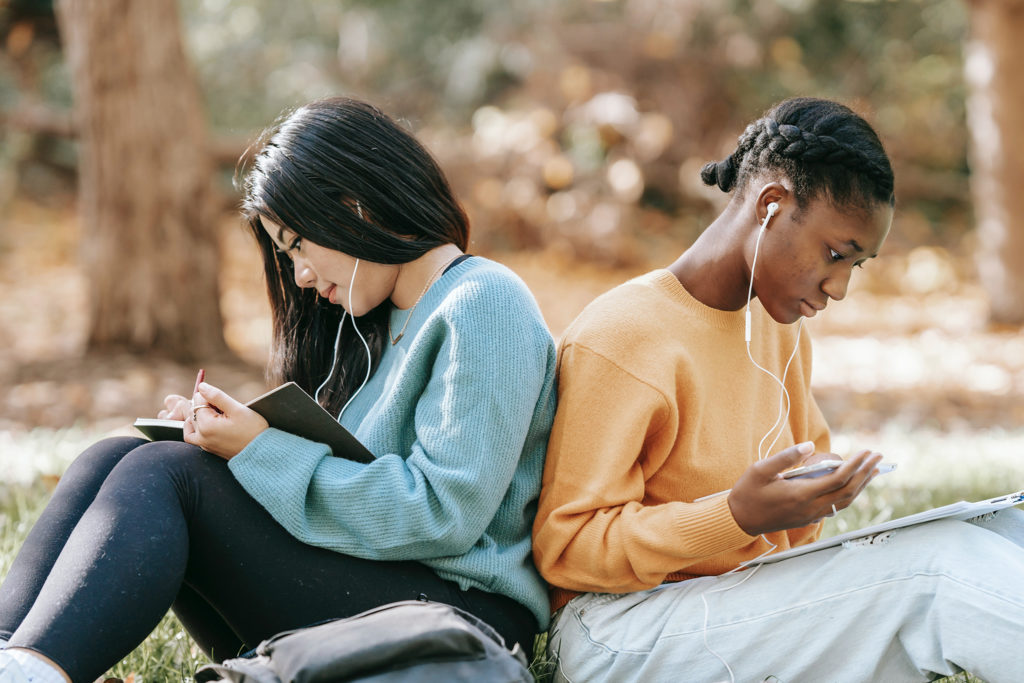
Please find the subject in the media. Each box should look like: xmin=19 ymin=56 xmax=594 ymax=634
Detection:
xmin=753 ymin=182 xmax=791 ymax=228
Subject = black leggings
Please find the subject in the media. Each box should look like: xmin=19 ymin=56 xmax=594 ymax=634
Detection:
xmin=0 ymin=437 xmax=537 ymax=683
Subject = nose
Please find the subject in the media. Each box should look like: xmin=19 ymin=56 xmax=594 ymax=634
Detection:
xmin=293 ymin=258 xmax=316 ymax=289
xmin=821 ymin=267 xmax=851 ymax=302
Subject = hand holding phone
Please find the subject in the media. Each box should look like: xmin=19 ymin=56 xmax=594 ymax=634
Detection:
xmin=783 ymin=459 xmax=896 ymax=479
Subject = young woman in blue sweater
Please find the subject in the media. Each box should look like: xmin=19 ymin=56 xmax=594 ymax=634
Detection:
xmin=0 ymin=97 xmax=557 ymax=683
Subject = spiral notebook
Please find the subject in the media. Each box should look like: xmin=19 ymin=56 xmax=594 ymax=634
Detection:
xmin=742 ymin=489 xmax=1024 ymax=567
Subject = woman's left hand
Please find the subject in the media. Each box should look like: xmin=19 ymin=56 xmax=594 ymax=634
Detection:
xmin=183 ymin=382 xmax=269 ymax=460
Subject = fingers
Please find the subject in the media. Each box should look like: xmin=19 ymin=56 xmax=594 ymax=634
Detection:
xmin=193 ymin=382 xmax=239 ymax=416
xmin=183 ymin=411 xmax=198 ymax=442
xmin=184 ymin=385 xmax=269 ymax=460
xmin=158 ymin=394 xmax=190 ymax=420
xmin=185 ymin=382 xmax=233 ymax=441
xmin=823 ymin=450 xmax=881 ymax=492
xmin=163 ymin=394 xmax=186 ymax=411
xmin=730 ymin=444 xmax=884 ymax=535
xmin=758 ymin=441 xmax=816 ymax=476
xmin=815 ymin=451 xmax=883 ymax=516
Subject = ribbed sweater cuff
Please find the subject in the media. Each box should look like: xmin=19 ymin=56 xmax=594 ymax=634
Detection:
xmin=673 ymin=493 xmax=758 ymax=556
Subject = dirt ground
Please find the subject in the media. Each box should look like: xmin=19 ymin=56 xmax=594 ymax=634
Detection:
xmin=2 ymin=200 xmax=1023 ymax=440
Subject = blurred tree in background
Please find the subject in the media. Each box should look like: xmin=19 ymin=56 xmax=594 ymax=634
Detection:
xmin=964 ymin=0 xmax=1024 ymax=325
xmin=56 ymin=0 xmax=229 ymax=361
xmin=3 ymin=0 xmax=1022 ymax=351
xmin=182 ymin=0 xmax=976 ymax=263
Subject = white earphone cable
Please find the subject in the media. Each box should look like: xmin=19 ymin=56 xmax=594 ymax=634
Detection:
xmin=702 ymin=204 xmax=806 ymax=683
xmin=314 ymin=258 xmax=374 ymax=421
xmin=338 ymin=258 xmax=373 ymax=419
xmin=315 ymin=312 xmax=347 ymax=405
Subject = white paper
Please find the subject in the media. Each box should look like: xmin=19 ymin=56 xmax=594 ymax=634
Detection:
xmin=742 ymin=490 xmax=1024 ymax=567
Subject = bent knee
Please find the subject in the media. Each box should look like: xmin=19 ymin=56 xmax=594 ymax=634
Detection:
xmin=106 ymin=440 xmax=219 ymax=487
xmin=63 ymin=436 xmax=151 ymax=484
xmin=888 ymin=518 xmax=1023 ymax=578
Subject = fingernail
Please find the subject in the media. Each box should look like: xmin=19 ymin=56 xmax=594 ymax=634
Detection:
xmin=198 ymin=382 xmax=210 ymax=391
xmin=797 ymin=441 xmax=814 ymax=454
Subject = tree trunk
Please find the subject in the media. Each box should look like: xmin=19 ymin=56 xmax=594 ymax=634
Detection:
xmin=55 ymin=0 xmax=230 ymax=359
xmin=965 ymin=0 xmax=1024 ymax=325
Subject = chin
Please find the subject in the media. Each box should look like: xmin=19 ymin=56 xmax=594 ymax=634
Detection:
xmin=783 ymin=313 xmax=804 ymax=325
xmin=764 ymin=303 xmax=802 ymax=325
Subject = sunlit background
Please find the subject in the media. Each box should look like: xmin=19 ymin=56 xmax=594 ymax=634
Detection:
xmin=3 ymin=0 xmax=1021 ymax=474
xmin=1 ymin=1 xmax=1021 ymax=679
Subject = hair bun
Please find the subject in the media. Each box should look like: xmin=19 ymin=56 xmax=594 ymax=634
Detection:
xmin=700 ymin=157 xmax=738 ymax=192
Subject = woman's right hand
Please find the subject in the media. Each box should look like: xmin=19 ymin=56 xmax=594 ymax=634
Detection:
xmin=158 ymin=394 xmax=191 ymax=420
xmin=727 ymin=442 xmax=882 ymax=536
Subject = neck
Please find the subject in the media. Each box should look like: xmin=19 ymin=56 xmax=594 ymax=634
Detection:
xmin=391 ymin=243 xmax=464 ymax=309
xmin=667 ymin=202 xmax=756 ymax=312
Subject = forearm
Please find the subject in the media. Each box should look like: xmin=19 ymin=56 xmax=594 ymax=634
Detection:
xmin=534 ymin=493 xmax=755 ymax=592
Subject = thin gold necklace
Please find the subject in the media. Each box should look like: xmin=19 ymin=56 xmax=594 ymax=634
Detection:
xmin=388 ymin=255 xmax=461 ymax=345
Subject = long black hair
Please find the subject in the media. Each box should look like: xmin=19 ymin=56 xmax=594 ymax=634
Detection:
xmin=239 ymin=97 xmax=470 ymax=416
xmin=701 ymin=97 xmax=894 ymax=212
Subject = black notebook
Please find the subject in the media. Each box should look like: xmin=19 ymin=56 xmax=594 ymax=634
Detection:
xmin=133 ymin=382 xmax=374 ymax=463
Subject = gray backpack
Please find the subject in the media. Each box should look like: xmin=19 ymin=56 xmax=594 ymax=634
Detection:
xmin=194 ymin=599 xmax=534 ymax=682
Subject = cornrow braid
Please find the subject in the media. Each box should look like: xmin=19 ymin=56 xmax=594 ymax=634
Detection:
xmin=701 ymin=97 xmax=894 ymax=211
xmin=756 ymin=118 xmax=894 ymax=198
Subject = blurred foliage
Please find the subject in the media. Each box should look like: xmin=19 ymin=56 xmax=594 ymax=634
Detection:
xmin=1 ymin=0 xmax=972 ymax=264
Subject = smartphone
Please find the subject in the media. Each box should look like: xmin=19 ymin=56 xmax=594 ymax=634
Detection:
xmin=782 ymin=459 xmax=844 ymax=479
xmin=783 ymin=460 xmax=897 ymax=479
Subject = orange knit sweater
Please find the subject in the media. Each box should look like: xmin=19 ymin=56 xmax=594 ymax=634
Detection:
xmin=532 ymin=270 xmax=830 ymax=612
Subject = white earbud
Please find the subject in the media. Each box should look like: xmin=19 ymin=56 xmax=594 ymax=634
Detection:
xmin=760 ymin=202 xmax=780 ymax=231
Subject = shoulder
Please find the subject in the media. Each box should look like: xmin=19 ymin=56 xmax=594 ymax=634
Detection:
xmin=410 ymin=258 xmax=556 ymax=369
xmin=441 ymin=257 xmax=539 ymax=306
xmin=556 ymin=270 xmax=724 ymax=390
xmin=560 ymin=270 xmax=680 ymax=354
xmin=436 ymin=258 xmax=550 ymax=334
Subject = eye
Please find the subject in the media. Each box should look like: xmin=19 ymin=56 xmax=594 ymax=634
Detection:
xmin=275 ymin=236 xmax=302 ymax=257
xmin=829 ymin=246 xmax=868 ymax=269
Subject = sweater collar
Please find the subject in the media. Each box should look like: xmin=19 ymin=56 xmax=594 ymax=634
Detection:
xmin=386 ymin=255 xmax=478 ymax=338
xmin=643 ymin=269 xmax=753 ymax=332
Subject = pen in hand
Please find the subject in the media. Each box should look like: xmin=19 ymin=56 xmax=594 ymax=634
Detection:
xmin=190 ymin=368 xmax=205 ymax=413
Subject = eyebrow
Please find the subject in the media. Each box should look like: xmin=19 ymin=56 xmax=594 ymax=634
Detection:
xmin=273 ymin=226 xmax=296 ymax=250
xmin=846 ymin=239 xmax=878 ymax=259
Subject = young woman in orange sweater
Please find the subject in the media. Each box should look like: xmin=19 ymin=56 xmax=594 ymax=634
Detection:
xmin=533 ymin=97 xmax=1024 ymax=682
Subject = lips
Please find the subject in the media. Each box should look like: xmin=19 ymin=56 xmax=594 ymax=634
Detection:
xmin=319 ymin=285 xmax=336 ymax=303
xmin=800 ymin=299 xmax=825 ymax=318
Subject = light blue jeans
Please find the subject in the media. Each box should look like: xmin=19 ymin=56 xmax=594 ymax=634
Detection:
xmin=548 ymin=508 xmax=1024 ymax=683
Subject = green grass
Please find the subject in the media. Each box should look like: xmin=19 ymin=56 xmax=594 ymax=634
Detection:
xmin=2 ymin=425 xmax=1018 ymax=682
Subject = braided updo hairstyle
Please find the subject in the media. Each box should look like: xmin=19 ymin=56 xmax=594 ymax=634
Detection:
xmin=701 ymin=97 xmax=894 ymax=212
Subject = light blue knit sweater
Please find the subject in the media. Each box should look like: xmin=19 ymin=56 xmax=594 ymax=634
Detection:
xmin=229 ymin=257 xmax=557 ymax=628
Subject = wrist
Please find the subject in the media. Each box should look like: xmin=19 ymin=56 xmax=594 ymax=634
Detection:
xmin=726 ymin=490 xmax=756 ymax=535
